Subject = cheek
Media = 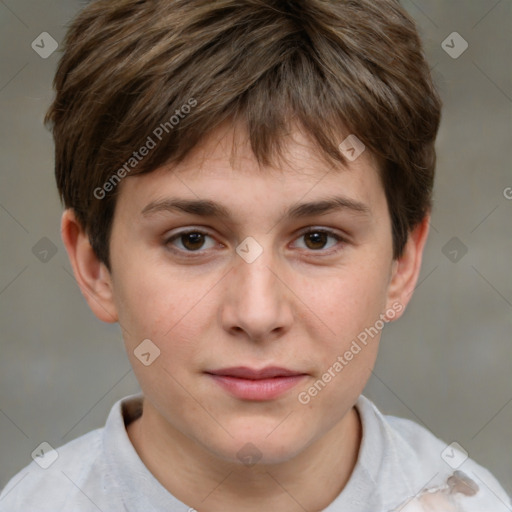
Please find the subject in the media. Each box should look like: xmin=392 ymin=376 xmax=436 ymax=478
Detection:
xmin=112 ymin=263 xmax=197 ymax=350
xmin=314 ymin=261 xmax=391 ymax=337
xmin=114 ymin=273 xmax=205 ymax=406
xmin=299 ymin=260 xmax=391 ymax=394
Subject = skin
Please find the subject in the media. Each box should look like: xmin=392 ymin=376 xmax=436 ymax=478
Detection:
xmin=62 ymin=120 xmax=429 ymax=512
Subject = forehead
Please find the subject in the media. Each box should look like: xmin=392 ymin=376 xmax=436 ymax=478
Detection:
xmin=174 ymin=119 xmax=380 ymax=180
xmin=116 ymin=121 xmax=386 ymax=220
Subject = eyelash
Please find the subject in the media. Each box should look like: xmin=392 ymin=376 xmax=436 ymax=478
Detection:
xmin=164 ymin=227 xmax=347 ymax=257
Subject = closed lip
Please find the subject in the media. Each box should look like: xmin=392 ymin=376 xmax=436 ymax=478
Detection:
xmin=205 ymin=366 xmax=307 ymax=379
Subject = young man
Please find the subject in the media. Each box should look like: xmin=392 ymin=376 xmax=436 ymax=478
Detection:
xmin=1 ymin=0 xmax=510 ymax=511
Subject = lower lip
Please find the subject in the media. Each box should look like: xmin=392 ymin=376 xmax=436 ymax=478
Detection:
xmin=207 ymin=374 xmax=307 ymax=400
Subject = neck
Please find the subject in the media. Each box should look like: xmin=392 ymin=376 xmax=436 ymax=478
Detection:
xmin=127 ymin=401 xmax=361 ymax=512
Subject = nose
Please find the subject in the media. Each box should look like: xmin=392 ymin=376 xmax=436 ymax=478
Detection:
xmin=220 ymin=245 xmax=294 ymax=343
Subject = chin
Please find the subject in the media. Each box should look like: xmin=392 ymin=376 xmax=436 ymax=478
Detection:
xmin=202 ymin=422 xmax=313 ymax=467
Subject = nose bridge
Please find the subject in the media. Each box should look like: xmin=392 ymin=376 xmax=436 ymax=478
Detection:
xmin=223 ymin=237 xmax=292 ymax=340
xmin=238 ymin=249 xmax=277 ymax=297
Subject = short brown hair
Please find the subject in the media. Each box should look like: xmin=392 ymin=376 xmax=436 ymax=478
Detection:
xmin=45 ymin=0 xmax=442 ymax=269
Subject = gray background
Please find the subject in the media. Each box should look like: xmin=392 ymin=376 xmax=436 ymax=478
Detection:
xmin=1 ymin=0 xmax=511 ymax=498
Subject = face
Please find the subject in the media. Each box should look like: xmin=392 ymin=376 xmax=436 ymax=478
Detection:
xmin=97 ymin=121 xmax=411 ymax=465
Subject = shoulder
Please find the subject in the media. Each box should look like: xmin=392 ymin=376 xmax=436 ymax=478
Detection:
xmin=355 ymin=395 xmax=512 ymax=511
xmin=0 ymin=393 xmax=144 ymax=512
xmin=0 ymin=427 xmax=105 ymax=512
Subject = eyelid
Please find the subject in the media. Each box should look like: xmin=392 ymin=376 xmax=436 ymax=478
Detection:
xmin=295 ymin=225 xmax=347 ymax=239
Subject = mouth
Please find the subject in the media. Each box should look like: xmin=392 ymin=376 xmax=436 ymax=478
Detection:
xmin=205 ymin=366 xmax=308 ymax=401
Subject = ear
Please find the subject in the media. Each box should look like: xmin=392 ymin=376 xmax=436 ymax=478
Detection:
xmin=384 ymin=215 xmax=430 ymax=321
xmin=61 ymin=209 xmax=118 ymax=323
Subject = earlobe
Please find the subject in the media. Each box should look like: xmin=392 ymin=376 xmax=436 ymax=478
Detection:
xmin=384 ymin=215 xmax=430 ymax=321
xmin=60 ymin=209 xmax=118 ymax=323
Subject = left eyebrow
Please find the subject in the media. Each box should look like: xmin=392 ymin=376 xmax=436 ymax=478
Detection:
xmin=140 ymin=195 xmax=371 ymax=221
xmin=286 ymin=196 xmax=371 ymax=219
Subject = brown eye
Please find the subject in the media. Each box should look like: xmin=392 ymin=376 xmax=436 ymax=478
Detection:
xmin=303 ymin=231 xmax=329 ymax=250
xmin=293 ymin=229 xmax=344 ymax=253
xmin=165 ymin=230 xmax=216 ymax=253
xmin=180 ymin=232 xmax=206 ymax=251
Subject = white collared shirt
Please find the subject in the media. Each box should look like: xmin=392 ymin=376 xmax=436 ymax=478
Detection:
xmin=0 ymin=394 xmax=510 ymax=511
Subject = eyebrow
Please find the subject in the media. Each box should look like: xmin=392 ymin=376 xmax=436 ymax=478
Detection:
xmin=141 ymin=195 xmax=371 ymax=221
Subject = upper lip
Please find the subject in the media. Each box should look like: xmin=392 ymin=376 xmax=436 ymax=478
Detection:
xmin=206 ymin=366 xmax=306 ymax=379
